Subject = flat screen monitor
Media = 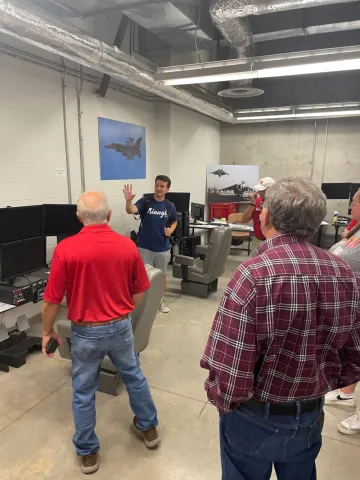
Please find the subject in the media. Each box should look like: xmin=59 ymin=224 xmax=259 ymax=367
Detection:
xmin=0 ymin=205 xmax=43 ymax=243
xmin=0 ymin=236 xmax=46 ymax=281
xmin=43 ymin=204 xmax=82 ymax=236
xmin=321 ymin=183 xmax=351 ymax=200
xmin=191 ymin=202 xmax=205 ymax=221
xmin=143 ymin=192 xmax=190 ymax=213
xmin=165 ymin=192 xmax=190 ymax=212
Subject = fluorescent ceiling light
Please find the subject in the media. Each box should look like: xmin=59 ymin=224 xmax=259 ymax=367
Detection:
xmin=256 ymin=59 xmax=360 ymax=79
xmin=236 ymin=109 xmax=360 ymax=123
xmin=297 ymin=102 xmax=360 ymax=110
xmin=235 ymin=107 xmax=292 ymax=114
xmin=156 ymin=46 xmax=360 ymax=85
xmin=236 ymin=103 xmax=360 ymax=115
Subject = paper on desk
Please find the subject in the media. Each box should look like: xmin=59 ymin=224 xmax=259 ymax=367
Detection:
xmin=0 ymin=302 xmax=15 ymax=313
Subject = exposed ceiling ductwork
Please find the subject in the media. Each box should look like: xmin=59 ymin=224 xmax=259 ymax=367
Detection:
xmin=212 ymin=0 xmax=359 ymax=17
xmin=0 ymin=0 xmax=233 ymax=123
xmin=210 ymin=0 xmax=261 ymax=99
xmin=0 ymin=0 xmax=360 ymax=124
xmin=209 ymin=0 xmax=359 ymax=98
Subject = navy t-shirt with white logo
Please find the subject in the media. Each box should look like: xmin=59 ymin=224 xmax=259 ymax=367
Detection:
xmin=135 ymin=197 xmax=177 ymax=252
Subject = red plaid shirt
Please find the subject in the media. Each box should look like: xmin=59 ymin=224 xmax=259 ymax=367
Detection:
xmin=201 ymin=234 xmax=360 ymax=413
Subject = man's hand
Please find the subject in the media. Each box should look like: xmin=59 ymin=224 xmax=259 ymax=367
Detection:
xmin=341 ymin=229 xmax=350 ymax=240
xmin=123 ymin=184 xmax=136 ymax=202
xmin=250 ymin=191 xmax=258 ymax=205
xmin=164 ymin=227 xmax=172 ymax=237
xmin=42 ymin=330 xmax=62 ymax=358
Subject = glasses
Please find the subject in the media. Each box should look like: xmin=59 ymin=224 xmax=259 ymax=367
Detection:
xmin=350 ymin=201 xmax=360 ymax=207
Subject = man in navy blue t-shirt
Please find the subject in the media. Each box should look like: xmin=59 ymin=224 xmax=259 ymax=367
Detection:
xmin=124 ymin=175 xmax=177 ymax=313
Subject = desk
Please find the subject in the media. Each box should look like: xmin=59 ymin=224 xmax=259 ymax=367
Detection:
xmin=192 ymin=221 xmax=329 ymax=248
xmin=189 ymin=222 xmax=254 ymax=233
xmin=191 ymin=221 xmax=330 ymax=249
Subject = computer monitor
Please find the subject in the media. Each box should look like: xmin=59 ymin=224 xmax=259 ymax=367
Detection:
xmin=191 ymin=202 xmax=205 ymax=221
xmin=165 ymin=192 xmax=190 ymax=213
xmin=43 ymin=204 xmax=82 ymax=236
xmin=0 ymin=205 xmax=43 ymax=243
xmin=321 ymin=183 xmax=351 ymax=200
xmin=143 ymin=192 xmax=190 ymax=213
xmin=0 ymin=236 xmax=46 ymax=282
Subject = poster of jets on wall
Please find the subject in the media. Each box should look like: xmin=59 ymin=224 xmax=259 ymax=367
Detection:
xmin=206 ymin=165 xmax=259 ymax=203
xmin=98 ymin=117 xmax=146 ymax=180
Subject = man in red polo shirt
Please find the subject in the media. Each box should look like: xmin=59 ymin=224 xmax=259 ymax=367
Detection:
xmin=41 ymin=192 xmax=159 ymax=475
xmin=241 ymin=177 xmax=276 ymax=257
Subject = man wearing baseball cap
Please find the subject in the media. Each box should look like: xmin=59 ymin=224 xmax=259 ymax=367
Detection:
xmin=241 ymin=177 xmax=276 ymax=257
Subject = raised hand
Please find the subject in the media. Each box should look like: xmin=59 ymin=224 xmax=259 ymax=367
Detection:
xmin=251 ymin=191 xmax=258 ymax=205
xmin=123 ymin=184 xmax=136 ymax=202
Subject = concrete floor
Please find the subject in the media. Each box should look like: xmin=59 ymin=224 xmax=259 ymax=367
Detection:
xmin=0 ymin=252 xmax=359 ymax=479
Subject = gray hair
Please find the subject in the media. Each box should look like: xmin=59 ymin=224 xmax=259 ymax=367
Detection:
xmin=77 ymin=192 xmax=110 ymax=226
xmin=264 ymin=177 xmax=327 ymax=238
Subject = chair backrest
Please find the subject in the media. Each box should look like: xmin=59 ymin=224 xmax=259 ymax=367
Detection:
xmin=132 ymin=264 xmax=163 ymax=353
xmin=203 ymin=227 xmax=232 ymax=278
xmin=228 ymin=212 xmax=244 ymax=224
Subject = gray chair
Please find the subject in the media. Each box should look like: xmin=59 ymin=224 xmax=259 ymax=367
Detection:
xmin=173 ymin=226 xmax=232 ymax=298
xmin=57 ymin=264 xmax=163 ymax=396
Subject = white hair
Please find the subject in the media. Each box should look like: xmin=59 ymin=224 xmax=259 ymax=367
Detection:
xmin=264 ymin=177 xmax=327 ymax=238
xmin=77 ymin=192 xmax=110 ymax=226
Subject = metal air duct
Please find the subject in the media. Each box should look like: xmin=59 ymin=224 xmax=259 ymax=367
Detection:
xmin=210 ymin=0 xmax=359 ymax=98
xmin=210 ymin=0 xmax=263 ymax=98
xmin=0 ymin=0 xmax=233 ymax=123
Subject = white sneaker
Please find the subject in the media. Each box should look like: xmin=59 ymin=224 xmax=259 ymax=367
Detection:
xmin=324 ymin=389 xmax=356 ymax=407
xmin=338 ymin=409 xmax=360 ymax=435
xmin=159 ymin=300 xmax=170 ymax=313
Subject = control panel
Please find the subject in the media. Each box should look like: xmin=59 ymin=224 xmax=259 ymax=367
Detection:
xmin=0 ymin=278 xmax=48 ymax=307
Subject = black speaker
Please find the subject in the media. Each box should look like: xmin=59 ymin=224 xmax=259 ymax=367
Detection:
xmin=182 ymin=211 xmax=190 ymax=237
xmin=175 ymin=212 xmax=183 ymax=239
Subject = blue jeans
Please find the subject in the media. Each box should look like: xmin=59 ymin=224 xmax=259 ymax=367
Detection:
xmin=220 ymin=400 xmax=324 ymax=480
xmin=71 ymin=317 xmax=158 ymax=456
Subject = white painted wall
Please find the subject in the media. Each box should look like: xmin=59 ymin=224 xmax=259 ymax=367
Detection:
xmin=168 ymin=104 xmax=221 ymax=205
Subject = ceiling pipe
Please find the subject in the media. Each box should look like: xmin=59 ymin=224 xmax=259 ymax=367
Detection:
xmin=213 ymin=0 xmax=359 ymax=18
xmin=0 ymin=0 xmax=234 ymax=123
xmin=210 ymin=0 xmax=255 ymax=98
xmin=209 ymin=0 xmax=359 ymax=97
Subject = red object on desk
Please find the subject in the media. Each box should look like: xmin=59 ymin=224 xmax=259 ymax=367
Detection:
xmin=209 ymin=203 xmax=238 ymax=220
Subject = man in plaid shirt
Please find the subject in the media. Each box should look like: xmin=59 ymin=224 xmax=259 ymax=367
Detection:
xmin=201 ymin=177 xmax=360 ymax=480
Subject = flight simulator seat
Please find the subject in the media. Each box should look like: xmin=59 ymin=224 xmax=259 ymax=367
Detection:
xmin=172 ymin=226 xmax=232 ymax=298
xmin=57 ymin=264 xmax=163 ymax=396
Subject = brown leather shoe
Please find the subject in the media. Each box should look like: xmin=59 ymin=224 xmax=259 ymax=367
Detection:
xmin=81 ymin=453 xmax=99 ymax=474
xmin=133 ymin=417 xmax=161 ymax=449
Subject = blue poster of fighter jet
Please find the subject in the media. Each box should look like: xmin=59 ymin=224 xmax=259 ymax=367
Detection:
xmin=98 ymin=117 xmax=146 ymax=180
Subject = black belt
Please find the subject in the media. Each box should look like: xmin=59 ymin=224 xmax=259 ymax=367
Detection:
xmin=246 ymin=398 xmax=322 ymax=416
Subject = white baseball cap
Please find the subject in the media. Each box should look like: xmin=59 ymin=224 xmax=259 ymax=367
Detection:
xmin=253 ymin=177 xmax=276 ymax=192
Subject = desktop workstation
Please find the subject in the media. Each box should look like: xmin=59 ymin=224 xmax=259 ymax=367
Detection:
xmin=0 ymin=204 xmax=81 ymax=372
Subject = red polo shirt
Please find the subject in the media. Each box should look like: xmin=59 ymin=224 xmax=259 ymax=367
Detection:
xmin=43 ymin=224 xmax=150 ymax=322
xmin=252 ymin=197 xmax=265 ymax=240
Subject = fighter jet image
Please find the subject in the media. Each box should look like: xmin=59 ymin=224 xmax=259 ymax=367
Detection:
xmin=210 ymin=168 xmax=229 ymax=177
xmin=219 ymin=182 xmax=254 ymax=196
xmin=104 ymin=136 xmax=142 ymax=160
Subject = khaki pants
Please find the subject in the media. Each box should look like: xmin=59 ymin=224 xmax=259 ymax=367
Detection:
xmin=250 ymin=237 xmax=264 ymax=258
